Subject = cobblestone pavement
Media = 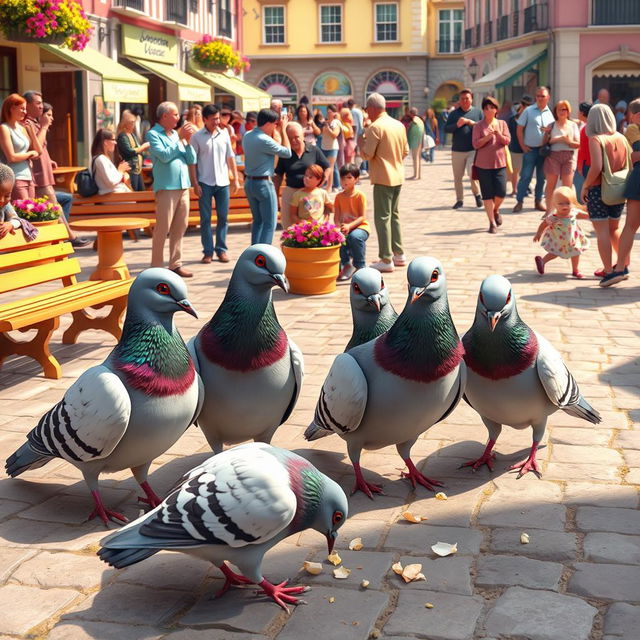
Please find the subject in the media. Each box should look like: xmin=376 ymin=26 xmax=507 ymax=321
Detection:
xmin=1 ymin=151 xmax=639 ymax=640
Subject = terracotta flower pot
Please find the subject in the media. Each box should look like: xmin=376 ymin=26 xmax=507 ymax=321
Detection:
xmin=282 ymin=245 xmax=341 ymax=295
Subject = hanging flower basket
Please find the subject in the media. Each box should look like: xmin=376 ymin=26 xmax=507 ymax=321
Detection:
xmin=191 ymin=35 xmax=250 ymax=74
xmin=0 ymin=0 xmax=93 ymax=51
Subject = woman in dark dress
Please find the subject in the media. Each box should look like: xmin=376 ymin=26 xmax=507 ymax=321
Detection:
xmin=116 ymin=109 xmax=149 ymax=191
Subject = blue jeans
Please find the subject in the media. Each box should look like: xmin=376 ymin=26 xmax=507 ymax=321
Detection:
xmin=245 ymin=178 xmax=277 ymax=245
xmin=340 ymin=227 xmax=369 ymax=268
xmin=516 ymin=147 xmax=546 ymax=203
xmin=198 ymin=182 xmax=229 ymax=256
xmin=55 ymin=191 xmax=72 ymax=219
xmin=322 ymin=148 xmax=339 ymax=188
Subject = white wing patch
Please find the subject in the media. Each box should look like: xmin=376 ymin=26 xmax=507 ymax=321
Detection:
xmin=313 ymin=353 xmax=368 ymax=435
xmin=534 ymin=331 xmax=579 ymax=408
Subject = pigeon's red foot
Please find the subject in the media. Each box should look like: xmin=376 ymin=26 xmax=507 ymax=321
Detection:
xmin=508 ymin=442 xmax=542 ymax=479
xmin=460 ymin=440 xmax=497 ymax=472
xmin=351 ymin=463 xmax=384 ymax=499
xmin=87 ymin=490 xmax=128 ymax=526
xmin=137 ymin=481 xmax=162 ymax=508
xmin=401 ymin=458 xmax=444 ymax=491
xmin=215 ymin=562 xmax=254 ymax=597
xmin=258 ymin=578 xmax=308 ymax=612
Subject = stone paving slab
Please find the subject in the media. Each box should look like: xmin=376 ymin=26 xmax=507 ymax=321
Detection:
xmin=0 ymin=153 xmax=639 ymax=638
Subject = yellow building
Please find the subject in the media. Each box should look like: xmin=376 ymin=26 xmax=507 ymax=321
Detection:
xmin=242 ymin=0 xmax=430 ymax=115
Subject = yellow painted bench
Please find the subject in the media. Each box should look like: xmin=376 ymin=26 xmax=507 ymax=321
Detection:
xmin=0 ymin=223 xmax=132 ymax=379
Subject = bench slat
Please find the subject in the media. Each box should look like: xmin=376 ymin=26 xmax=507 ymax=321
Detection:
xmin=0 ymin=241 xmax=74 ymax=271
xmin=0 ymin=258 xmax=80 ymax=294
xmin=0 ymin=223 xmax=69 ymax=252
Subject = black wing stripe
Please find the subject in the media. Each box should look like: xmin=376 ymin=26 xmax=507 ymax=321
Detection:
xmin=59 ymin=402 xmax=102 ymax=458
xmin=316 ymin=388 xmax=351 ymax=434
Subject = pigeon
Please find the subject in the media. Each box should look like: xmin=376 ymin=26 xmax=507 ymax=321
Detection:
xmin=188 ymin=244 xmax=303 ymax=454
xmin=306 ymin=257 xmax=466 ymax=498
xmin=6 ymin=268 xmax=203 ymax=525
xmin=98 ymin=442 xmax=348 ymax=612
xmin=461 ymin=274 xmax=601 ymax=478
xmin=345 ymin=267 xmax=398 ymax=351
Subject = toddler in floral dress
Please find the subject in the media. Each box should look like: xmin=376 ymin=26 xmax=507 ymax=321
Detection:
xmin=533 ymin=186 xmax=590 ymax=278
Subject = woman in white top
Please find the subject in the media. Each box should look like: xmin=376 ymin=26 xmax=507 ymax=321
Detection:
xmin=542 ymin=100 xmax=580 ymax=210
xmin=320 ymin=104 xmax=341 ymax=191
xmin=90 ymin=128 xmax=130 ymax=195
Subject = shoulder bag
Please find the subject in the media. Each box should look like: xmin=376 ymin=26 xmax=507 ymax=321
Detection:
xmin=599 ymin=137 xmax=631 ymax=205
xmin=75 ymin=157 xmax=99 ymax=197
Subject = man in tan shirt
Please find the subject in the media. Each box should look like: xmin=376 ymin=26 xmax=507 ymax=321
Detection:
xmin=358 ymin=93 xmax=409 ymax=272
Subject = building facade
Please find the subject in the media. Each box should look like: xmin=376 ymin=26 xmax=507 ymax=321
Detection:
xmin=462 ymin=0 xmax=640 ymax=109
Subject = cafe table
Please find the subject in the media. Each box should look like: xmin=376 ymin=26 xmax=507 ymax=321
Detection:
xmin=53 ymin=166 xmax=86 ymax=193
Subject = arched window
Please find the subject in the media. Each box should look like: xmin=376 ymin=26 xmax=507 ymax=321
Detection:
xmin=258 ymin=72 xmax=298 ymax=106
xmin=365 ymin=70 xmax=409 ymax=108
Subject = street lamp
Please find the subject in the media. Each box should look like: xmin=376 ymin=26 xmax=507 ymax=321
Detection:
xmin=468 ymin=58 xmax=479 ymax=81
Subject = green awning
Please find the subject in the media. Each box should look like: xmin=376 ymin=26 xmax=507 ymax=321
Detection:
xmin=188 ymin=64 xmax=271 ymax=112
xmin=127 ymin=57 xmax=211 ymax=102
xmin=40 ymin=44 xmax=148 ymax=103
xmin=472 ymin=44 xmax=547 ymax=91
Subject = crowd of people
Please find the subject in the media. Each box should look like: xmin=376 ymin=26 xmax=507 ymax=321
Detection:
xmin=1 ymin=84 xmax=639 ymax=289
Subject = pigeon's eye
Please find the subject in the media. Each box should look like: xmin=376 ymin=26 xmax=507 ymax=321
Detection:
xmin=353 ymin=283 xmax=361 ymax=294
xmin=506 ymin=292 xmax=511 ymax=305
xmin=380 ymin=278 xmax=385 ymax=290
xmin=156 ymin=283 xmax=170 ymax=295
xmin=430 ymin=270 xmax=439 ymax=283
xmin=255 ymin=254 xmax=267 ymax=268
xmin=332 ymin=511 xmax=344 ymax=526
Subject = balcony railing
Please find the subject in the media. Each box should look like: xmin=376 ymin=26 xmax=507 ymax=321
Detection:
xmin=592 ymin=0 xmax=640 ymax=24
xmin=497 ymin=15 xmax=509 ymax=40
xmin=166 ymin=0 xmax=187 ymax=24
xmin=112 ymin=0 xmax=145 ymax=9
xmin=484 ymin=20 xmax=493 ymax=44
xmin=512 ymin=10 xmax=520 ymax=37
xmin=475 ymin=24 xmax=481 ymax=46
xmin=464 ymin=27 xmax=473 ymax=49
xmin=437 ymin=39 xmax=462 ymax=54
xmin=524 ymin=3 xmax=548 ymax=33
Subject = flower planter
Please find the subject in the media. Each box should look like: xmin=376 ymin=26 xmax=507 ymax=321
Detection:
xmin=31 ymin=219 xmax=59 ymax=226
xmin=282 ymin=245 xmax=341 ymax=295
xmin=3 ymin=27 xmax=66 ymax=45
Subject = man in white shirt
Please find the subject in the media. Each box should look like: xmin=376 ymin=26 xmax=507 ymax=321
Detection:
xmin=189 ymin=104 xmax=239 ymax=264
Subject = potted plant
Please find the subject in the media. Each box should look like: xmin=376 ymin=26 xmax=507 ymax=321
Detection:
xmin=280 ymin=221 xmax=345 ymax=295
xmin=12 ymin=196 xmax=61 ymax=224
xmin=191 ymin=35 xmax=250 ymax=74
xmin=0 ymin=0 xmax=93 ymax=51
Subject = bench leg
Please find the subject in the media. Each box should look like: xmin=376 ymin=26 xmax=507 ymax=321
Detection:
xmin=62 ymin=296 xmax=127 ymax=345
xmin=0 ymin=318 xmax=62 ymax=379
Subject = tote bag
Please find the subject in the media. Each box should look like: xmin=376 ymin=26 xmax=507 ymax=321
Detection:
xmin=599 ymin=137 xmax=631 ymax=206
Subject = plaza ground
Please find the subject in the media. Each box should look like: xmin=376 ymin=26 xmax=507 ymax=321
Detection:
xmin=0 ymin=150 xmax=639 ymax=640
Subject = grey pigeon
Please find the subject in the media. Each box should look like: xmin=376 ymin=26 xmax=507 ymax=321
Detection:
xmin=345 ymin=267 xmax=398 ymax=351
xmin=6 ymin=269 xmax=203 ymax=524
xmin=461 ymin=274 xmax=601 ymax=478
xmin=306 ymin=257 xmax=466 ymax=498
xmin=98 ymin=442 xmax=348 ymax=611
xmin=188 ymin=244 xmax=303 ymax=454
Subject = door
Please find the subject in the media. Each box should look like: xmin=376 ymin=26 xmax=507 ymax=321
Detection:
xmin=0 ymin=47 xmax=17 ymax=102
xmin=41 ymin=71 xmax=77 ymax=166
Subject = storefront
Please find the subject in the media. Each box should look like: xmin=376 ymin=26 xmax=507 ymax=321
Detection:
xmin=257 ymin=72 xmax=298 ymax=110
xmin=311 ymin=71 xmax=353 ymax=109
xmin=365 ymin=70 xmax=410 ymax=118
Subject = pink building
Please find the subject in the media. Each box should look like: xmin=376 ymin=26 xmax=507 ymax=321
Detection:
xmin=462 ymin=0 xmax=640 ymax=109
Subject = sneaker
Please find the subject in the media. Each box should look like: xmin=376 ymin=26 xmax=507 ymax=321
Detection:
xmin=452 ymin=200 xmax=463 ymax=209
xmin=393 ymin=254 xmax=407 ymax=267
xmin=599 ymin=270 xmax=626 ymax=287
xmin=535 ymin=256 xmax=545 ymax=275
xmin=337 ymin=264 xmax=356 ymax=281
xmin=71 ymin=236 xmax=92 ymax=248
xmin=369 ymin=260 xmax=395 ymax=273
xmin=475 ymin=194 xmax=483 ymax=208
xmin=512 ymin=201 xmax=523 ymax=213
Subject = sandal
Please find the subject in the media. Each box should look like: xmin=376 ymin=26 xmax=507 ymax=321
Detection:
xmin=572 ymin=270 xmax=584 ymax=279
xmin=535 ymin=256 xmax=545 ymax=275
xmin=594 ymin=268 xmax=605 ymax=278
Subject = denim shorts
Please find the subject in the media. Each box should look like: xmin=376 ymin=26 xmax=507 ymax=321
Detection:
xmin=587 ymin=185 xmax=624 ymax=220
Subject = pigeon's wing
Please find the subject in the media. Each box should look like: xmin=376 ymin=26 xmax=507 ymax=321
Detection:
xmin=435 ymin=360 xmax=467 ymax=424
xmin=124 ymin=444 xmax=297 ymax=549
xmin=313 ymin=353 xmax=368 ymax=435
xmin=28 ymin=365 xmax=131 ymax=463
xmin=186 ymin=335 xmax=200 ymax=374
xmin=280 ymin=336 xmax=304 ymax=424
xmin=535 ymin=332 xmax=601 ymax=423
xmin=186 ymin=336 xmax=204 ymax=426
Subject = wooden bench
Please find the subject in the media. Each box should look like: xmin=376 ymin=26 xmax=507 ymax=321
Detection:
xmin=70 ymin=188 xmax=254 ymax=228
xmin=0 ymin=223 xmax=132 ymax=379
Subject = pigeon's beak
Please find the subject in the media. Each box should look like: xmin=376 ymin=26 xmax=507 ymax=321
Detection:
xmin=367 ymin=293 xmax=381 ymax=312
xmin=487 ymin=311 xmax=501 ymax=331
xmin=326 ymin=531 xmax=337 ymax=554
xmin=176 ymin=298 xmax=198 ymax=318
xmin=410 ymin=287 xmax=426 ymax=304
xmin=271 ymin=273 xmax=289 ymax=293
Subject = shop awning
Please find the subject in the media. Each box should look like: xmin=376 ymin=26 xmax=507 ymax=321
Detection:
xmin=472 ymin=44 xmax=547 ymax=91
xmin=188 ymin=65 xmax=271 ymax=112
xmin=127 ymin=57 xmax=211 ymax=102
xmin=40 ymin=44 xmax=148 ymax=103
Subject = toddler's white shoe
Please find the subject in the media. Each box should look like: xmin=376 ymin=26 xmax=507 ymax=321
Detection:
xmin=369 ymin=260 xmax=395 ymax=273
xmin=393 ymin=254 xmax=407 ymax=267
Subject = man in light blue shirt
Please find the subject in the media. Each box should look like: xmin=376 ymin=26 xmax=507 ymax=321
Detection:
xmin=242 ymin=108 xmax=291 ymax=245
xmin=189 ymin=104 xmax=239 ymax=264
xmin=513 ymin=86 xmax=555 ymax=212
xmin=146 ymin=101 xmax=196 ymax=277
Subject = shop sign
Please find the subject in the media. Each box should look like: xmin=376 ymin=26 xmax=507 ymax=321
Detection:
xmin=122 ymin=24 xmax=178 ymax=64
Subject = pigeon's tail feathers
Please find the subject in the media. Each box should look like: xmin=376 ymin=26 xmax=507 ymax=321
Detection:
xmin=563 ymin=396 xmax=602 ymax=425
xmin=304 ymin=421 xmax=332 ymax=441
xmin=5 ymin=442 xmax=52 ymax=478
xmin=97 ymin=545 xmax=159 ymax=569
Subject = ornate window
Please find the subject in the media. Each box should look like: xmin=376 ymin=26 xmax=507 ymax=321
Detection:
xmin=366 ymin=70 xmax=409 ymax=103
xmin=258 ymin=72 xmax=298 ymax=105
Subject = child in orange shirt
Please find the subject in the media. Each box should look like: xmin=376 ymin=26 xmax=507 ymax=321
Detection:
xmin=334 ymin=164 xmax=370 ymax=281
